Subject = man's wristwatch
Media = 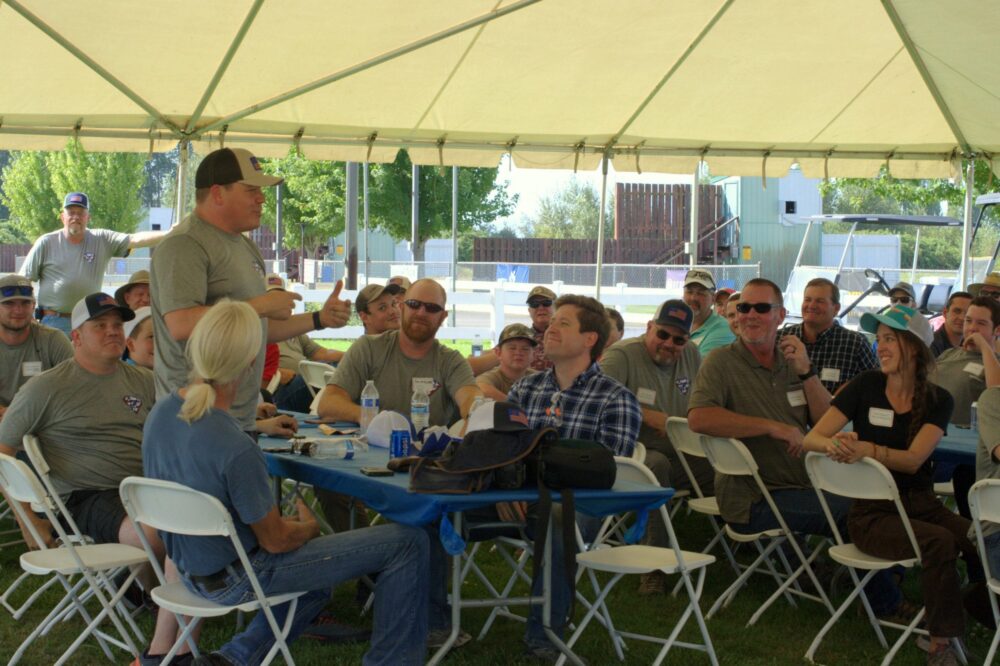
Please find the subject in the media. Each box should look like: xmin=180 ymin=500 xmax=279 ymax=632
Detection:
xmin=798 ymin=366 xmax=817 ymax=381
xmin=312 ymin=310 xmax=323 ymax=331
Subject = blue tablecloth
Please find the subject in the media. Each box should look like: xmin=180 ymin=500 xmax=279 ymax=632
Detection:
xmin=933 ymin=427 xmax=977 ymax=466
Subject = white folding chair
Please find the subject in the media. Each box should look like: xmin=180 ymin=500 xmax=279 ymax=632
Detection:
xmin=968 ymin=479 xmax=1000 ymax=665
xmin=556 ymin=457 xmax=717 ymax=666
xmin=298 ymin=360 xmax=333 ymax=397
xmin=632 ymin=441 xmax=647 ymax=464
xmin=802 ymin=453 xmax=962 ymax=665
xmin=119 ymin=476 xmax=310 ymax=665
xmin=700 ymin=435 xmax=833 ymax=625
xmin=0 ymin=451 xmax=147 ymax=665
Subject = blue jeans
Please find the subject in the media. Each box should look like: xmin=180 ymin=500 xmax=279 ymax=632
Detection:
xmin=427 ymin=504 xmax=602 ymax=649
xmin=41 ymin=313 xmax=71 ymax=337
xmin=184 ymin=524 xmax=429 ymax=666
xmin=730 ymin=488 xmax=901 ymax=615
xmin=272 ymin=375 xmax=314 ymax=414
xmin=984 ymin=531 xmax=1000 ymax=579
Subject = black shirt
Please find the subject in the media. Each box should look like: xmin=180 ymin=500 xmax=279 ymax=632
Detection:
xmin=832 ymin=370 xmax=953 ymax=491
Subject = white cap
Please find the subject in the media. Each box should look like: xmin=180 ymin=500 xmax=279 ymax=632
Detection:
xmin=124 ymin=306 xmax=152 ymax=338
xmin=365 ymin=411 xmax=411 ymax=448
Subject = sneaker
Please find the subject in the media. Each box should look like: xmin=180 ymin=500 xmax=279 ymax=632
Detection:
xmin=301 ymin=610 xmax=371 ymax=644
xmin=637 ymin=571 xmax=667 ymax=596
xmin=427 ymin=628 xmax=472 ymax=649
xmin=875 ymin=599 xmax=923 ymax=626
xmin=131 ymin=650 xmax=194 ymax=665
xmin=192 ymin=653 xmax=234 ymax=666
xmin=926 ymin=645 xmax=961 ymax=666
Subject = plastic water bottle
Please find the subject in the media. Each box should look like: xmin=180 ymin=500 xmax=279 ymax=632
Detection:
xmin=360 ymin=380 xmax=380 ymax=433
xmin=303 ymin=439 xmax=357 ymax=460
xmin=471 ymin=334 xmax=483 ymax=358
xmin=411 ymin=386 xmax=430 ymax=434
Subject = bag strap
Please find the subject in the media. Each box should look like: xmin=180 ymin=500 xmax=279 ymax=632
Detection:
xmin=532 ymin=483 xmax=579 ymax=635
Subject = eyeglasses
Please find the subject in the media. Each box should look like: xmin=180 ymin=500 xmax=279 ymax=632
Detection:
xmin=981 ymin=289 xmax=1000 ymax=300
xmin=735 ymin=302 xmax=775 ymax=314
xmin=0 ymin=285 xmax=33 ymax=298
xmin=654 ymin=329 xmax=688 ymax=345
xmin=889 ymin=296 xmax=912 ymax=305
xmin=403 ymin=299 xmax=445 ymax=314
xmin=528 ymin=299 xmax=553 ymax=309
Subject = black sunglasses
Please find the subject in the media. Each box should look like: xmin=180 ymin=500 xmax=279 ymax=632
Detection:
xmin=981 ymin=289 xmax=1000 ymax=300
xmin=0 ymin=285 xmax=33 ymax=298
xmin=735 ymin=302 xmax=775 ymax=314
xmin=404 ymin=299 xmax=445 ymax=314
xmin=654 ymin=329 xmax=688 ymax=345
xmin=889 ymin=296 xmax=912 ymax=305
xmin=528 ymin=299 xmax=553 ymax=308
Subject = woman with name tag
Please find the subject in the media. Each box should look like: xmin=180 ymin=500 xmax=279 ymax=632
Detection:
xmin=804 ymin=305 xmax=979 ymax=666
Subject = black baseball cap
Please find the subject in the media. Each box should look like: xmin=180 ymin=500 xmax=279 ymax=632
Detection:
xmin=195 ymin=148 xmax=283 ymax=189
xmin=71 ymin=293 xmax=134 ymax=330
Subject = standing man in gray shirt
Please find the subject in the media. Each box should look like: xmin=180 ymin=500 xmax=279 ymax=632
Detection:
xmin=151 ymin=148 xmax=352 ymax=433
xmin=0 ymin=275 xmax=73 ymax=421
xmin=20 ymin=192 xmax=166 ymax=336
xmin=600 ymin=299 xmax=714 ymax=595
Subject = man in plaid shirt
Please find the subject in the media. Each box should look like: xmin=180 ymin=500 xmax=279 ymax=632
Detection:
xmin=780 ymin=277 xmax=877 ymax=393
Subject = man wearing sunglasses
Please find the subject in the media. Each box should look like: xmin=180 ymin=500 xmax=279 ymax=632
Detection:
xmin=600 ymin=298 xmax=715 ymax=595
xmin=779 ymin=277 xmax=878 ymax=393
xmin=969 ymin=272 xmax=1000 ymax=301
xmin=20 ymin=192 xmax=167 ymax=337
xmin=526 ymin=285 xmax=556 ymax=371
xmin=887 ymin=281 xmax=917 ymax=308
xmin=0 ymin=275 xmax=72 ymax=422
xmin=683 ymin=268 xmax=735 ymax=354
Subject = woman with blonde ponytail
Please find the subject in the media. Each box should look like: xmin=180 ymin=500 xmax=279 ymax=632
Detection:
xmin=804 ymin=306 xmax=978 ymax=665
xmin=143 ymin=300 xmax=430 ymax=666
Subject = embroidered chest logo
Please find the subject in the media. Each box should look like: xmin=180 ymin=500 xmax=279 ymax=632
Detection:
xmin=427 ymin=379 xmax=443 ymax=396
xmin=83 ymin=252 xmax=96 ymax=263
xmin=123 ymin=395 xmax=143 ymax=414
xmin=675 ymin=377 xmax=691 ymax=395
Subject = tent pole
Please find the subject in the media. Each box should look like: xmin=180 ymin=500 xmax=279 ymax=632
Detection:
xmin=345 ymin=162 xmax=359 ymax=290
xmin=961 ymin=159 xmax=975 ymax=286
xmin=451 ymin=166 xmax=459 ymax=327
xmin=174 ymin=141 xmax=189 ymax=227
xmin=411 ymin=163 xmax=420 ymax=272
xmin=363 ymin=162 xmax=370 ymax=287
xmin=595 ymin=154 xmax=610 ymax=300
xmin=690 ymin=161 xmax=701 ymax=268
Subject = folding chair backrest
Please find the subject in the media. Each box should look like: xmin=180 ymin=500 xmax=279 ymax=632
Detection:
xmin=0 ymin=453 xmax=47 ymax=508
xmin=632 ymin=441 xmax=647 ymax=463
xmin=970 ymin=479 xmax=1000 ymax=526
xmin=21 ymin=435 xmax=50 ymax=479
xmin=700 ymin=434 xmax=758 ymax=476
xmin=119 ymin=476 xmax=235 ymax=538
xmin=299 ymin=360 xmax=332 ymax=393
xmin=614 ymin=456 xmax=659 ymax=486
xmin=666 ymin=417 xmax=708 ymax=459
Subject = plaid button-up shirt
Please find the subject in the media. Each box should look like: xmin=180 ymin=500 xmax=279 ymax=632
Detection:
xmin=508 ymin=362 xmax=641 ymax=457
xmin=780 ymin=322 xmax=879 ymax=393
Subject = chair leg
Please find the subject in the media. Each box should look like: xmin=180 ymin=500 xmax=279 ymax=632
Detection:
xmin=260 ymin=597 xmax=299 ymax=666
xmin=1 ymin=571 xmax=60 ymax=620
xmin=805 ymin=569 xmax=879 ymax=662
xmin=554 ymin=572 xmax=626 ymax=666
xmin=478 ymin=543 xmax=532 ymax=638
xmin=707 ymin=538 xmax=782 ymax=619
xmin=747 ymin=542 xmax=827 ymax=626
xmin=54 ymin=568 xmax=142 ymax=666
xmin=881 ymin=607 xmax=926 ymax=666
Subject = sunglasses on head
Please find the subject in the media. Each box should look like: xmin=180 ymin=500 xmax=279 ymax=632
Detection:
xmin=403 ymin=299 xmax=445 ymax=314
xmin=735 ymin=302 xmax=775 ymax=314
xmin=654 ymin=329 xmax=688 ymax=345
xmin=0 ymin=285 xmax=33 ymax=298
xmin=528 ymin=299 xmax=553 ymax=308
xmin=889 ymin=296 xmax=912 ymax=305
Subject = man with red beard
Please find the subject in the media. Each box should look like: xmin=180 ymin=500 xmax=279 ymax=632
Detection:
xmin=319 ymin=278 xmax=481 ymax=427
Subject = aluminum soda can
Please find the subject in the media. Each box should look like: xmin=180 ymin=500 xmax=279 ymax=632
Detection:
xmin=390 ymin=429 xmax=411 ymax=459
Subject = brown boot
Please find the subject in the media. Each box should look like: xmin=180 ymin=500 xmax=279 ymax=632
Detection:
xmin=637 ymin=571 xmax=667 ymax=596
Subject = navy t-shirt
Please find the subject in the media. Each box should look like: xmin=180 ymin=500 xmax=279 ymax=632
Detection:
xmin=142 ymin=392 xmax=274 ymax=576
xmin=832 ymin=369 xmax=953 ymax=491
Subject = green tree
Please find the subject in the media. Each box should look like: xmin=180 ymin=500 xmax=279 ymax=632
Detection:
xmin=0 ymin=140 xmax=147 ymax=241
xmin=522 ymin=179 xmax=613 ymax=239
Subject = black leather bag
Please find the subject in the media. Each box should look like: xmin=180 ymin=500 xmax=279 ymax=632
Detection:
xmin=536 ymin=438 xmax=617 ymax=490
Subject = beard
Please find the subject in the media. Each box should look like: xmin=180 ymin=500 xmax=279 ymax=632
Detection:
xmin=403 ymin=313 xmax=441 ymax=344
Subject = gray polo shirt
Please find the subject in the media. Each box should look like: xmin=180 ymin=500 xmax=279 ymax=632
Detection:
xmin=0 ymin=359 xmax=154 ymax=497
xmin=21 ymin=228 xmax=131 ymax=312
xmin=933 ymin=347 xmax=986 ymax=426
xmin=151 ymin=213 xmax=267 ymax=430
xmin=688 ymin=340 xmax=811 ymax=524
xmin=331 ymin=330 xmax=475 ymax=427
xmin=0 ymin=322 xmax=74 ymax=407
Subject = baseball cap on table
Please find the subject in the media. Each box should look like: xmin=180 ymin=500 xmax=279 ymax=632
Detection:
xmin=195 ymin=148 xmax=282 ymax=189
xmin=63 ymin=192 xmax=89 ymax=209
xmin=887 ymin=281 xmax=916 ymax=301
xmin=465 ymin=400 xmax=530 ymax=434
xmin=526 ymin=286 xmax=556 ymax=304
xmin=71 ymin=293 xmax=135 ymax=331
xmin=356 ymin=283 xmax=400 ymax=314
xmin=113 ymin=269 xmax=150 ymax=305
xmin=860 ymin=305 xmax=933 ymax=347
xmin=265 ymin=273 xmax=286 ymax=291
xmin=0 ymin=275 xmax=34 ymax=303
xmin=684 ymin=268 xmax=716 ymax=291
xmin=498 ymin=323 xmax=537 ymax=346
xmin=653 ymin=299 xmax=694 ymax=334
xmin=365 ymin=411 xmax=412 ymax=448
xmin=124 ymin=306 xmax=152 ymax=338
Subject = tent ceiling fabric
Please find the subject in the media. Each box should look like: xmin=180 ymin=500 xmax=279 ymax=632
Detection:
xmin=1 ymin=0 xmax=997 ymax=177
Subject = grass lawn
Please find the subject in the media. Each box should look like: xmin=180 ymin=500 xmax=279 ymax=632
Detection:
xmin=1 ymin=502 xmax=991 ymax=665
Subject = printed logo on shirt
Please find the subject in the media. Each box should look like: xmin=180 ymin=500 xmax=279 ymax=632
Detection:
xmin=507 ymin=408 xmax=529 ymax=427
xmin=252 ymin=262 xmax=265 ymax=277
xmin=122 ymin=395 xmax=143 ymax=414
xmin=675 ymin=377 xmax=691 ymax=395
xmin=83 ymin=252 xmax=95 ymax=263
xmin=412 ymin=377 xmax=442 ymax=396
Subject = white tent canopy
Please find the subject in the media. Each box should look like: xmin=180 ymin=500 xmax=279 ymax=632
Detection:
xmin=1 ymin=0 xmax=998 ymax=179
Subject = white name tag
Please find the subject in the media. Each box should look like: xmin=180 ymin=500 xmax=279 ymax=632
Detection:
xmin=412 ymin=377 xmax=435 ymax=394
xmin=820 ymin=367 xmax=841 ymax=383
xmin=787 ymin=390 xmax=806 ymax=407
xmin=21 ymin=361 xmax=42 ymax=377
xmin=636 ymin=387 xmax=656 ymax=405
xmin=869 ymin=407 xmax=895 ymax=428
xmin=964 ymin=362 xmax=984 ymax=377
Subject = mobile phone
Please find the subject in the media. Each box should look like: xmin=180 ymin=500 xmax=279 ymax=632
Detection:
xmin=360 ymin=467 xmax=393 ymax=477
